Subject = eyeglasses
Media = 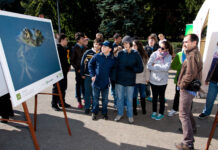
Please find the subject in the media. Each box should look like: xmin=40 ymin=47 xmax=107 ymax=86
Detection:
xmin=160 ymin=47 xmax=165 ymax=50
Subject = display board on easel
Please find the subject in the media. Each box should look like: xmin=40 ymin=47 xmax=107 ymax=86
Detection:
xmin=0 ymin=10 xmax=63 ymax=107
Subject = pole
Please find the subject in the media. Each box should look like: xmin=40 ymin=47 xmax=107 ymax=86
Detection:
xmin=57 ymin=0 xmax=61 ymax=34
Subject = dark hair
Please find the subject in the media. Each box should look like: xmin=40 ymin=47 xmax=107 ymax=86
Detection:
xmin=148 ymin=34 xmax=158 ymax=43
xmin=161 ymin=41 xmax=173 ymax=56
xmin=93 ymin=38 xmax=102 ymax=45
xmin=133 ymin=40 xmax=148 ymax=64
xmin=113 ymin=33 xmax=121 ymax=39
xmin=58 ymin=33 xmax=67 ymax=43
xmin=188 ymin=34 xmax=199 ymax=45
xmin=75 ymin=32 xmax=85 ymax=42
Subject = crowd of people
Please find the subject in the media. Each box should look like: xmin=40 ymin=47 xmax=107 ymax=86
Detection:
xmin=1 ymin=32 xmax=218 ymax=150
xmin=49 ymin=32 xmax=217 ymax=150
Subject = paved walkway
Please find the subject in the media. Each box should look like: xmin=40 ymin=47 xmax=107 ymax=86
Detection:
xmin=0 ymin=70 xmax=218 ymax=150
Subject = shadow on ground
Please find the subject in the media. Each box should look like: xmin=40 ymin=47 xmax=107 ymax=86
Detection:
xmin=0 ymin=111 xmax=171 ymax=150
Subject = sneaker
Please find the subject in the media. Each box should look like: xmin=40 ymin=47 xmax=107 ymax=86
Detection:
xmin=85 ymin=109 xmax=90 ymax=114
xmin=151 ymin=112 xmax=157 ymax=119
xmin=92 ymin=113 xmax=97 ymax=120
xmin=198 ymin=113 xmax=208 ymax=120
xmin=168 ymin=109 xmax=177 ymax=117
xmin=128 ymin=117 xmax=134 ymax=124
xmin=59 ymin=102 xmax=71 ymax=108
xmin=175 ymin=142 xmax=194 ymax=150
xmin=78 ymin=103 xmax=83 ymax=109
xmin=114 ymin=115 xmax=122 ymax=122
xmin=52 ymin=105 xmax=61 ymax=111
xmin=155 ymin=114 xmax=164 ymax=120
xmin=103 ymin=114 xmax=108 ymax=120
xmin=146 ymin=97 xmax=152 ymax=102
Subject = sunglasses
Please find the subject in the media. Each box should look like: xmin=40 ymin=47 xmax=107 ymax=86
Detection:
xmin=160 ymin=47 xmax=166 ymax=50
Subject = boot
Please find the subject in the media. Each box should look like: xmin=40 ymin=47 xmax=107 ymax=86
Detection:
xmin=133 ymin=98 xmax=138 ymax=115
xmin=141 ymin=98 xmax=146 ymax=115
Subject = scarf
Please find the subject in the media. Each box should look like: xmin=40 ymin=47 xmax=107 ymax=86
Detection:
xmin=155 ymin=50 xmax=169 ymax=63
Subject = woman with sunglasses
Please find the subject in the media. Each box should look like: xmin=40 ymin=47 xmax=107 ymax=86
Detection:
xmin=147 ymin=41 xmax=173 ymax=120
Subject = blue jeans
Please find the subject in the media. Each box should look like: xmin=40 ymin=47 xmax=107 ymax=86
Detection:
xmin=116 ymin=84 xmax=134 ymax=118
xmin=202 ymin=82 xmax=218 ymax=116
xmin=133 ymin=84 xmax=146 ymax=99
xmin=111 ymin=82 xmax=117 ymax=107
xmin=84 ymin=76 xmax=92 ymax=109
xmin=92 ymin=87 xmax=109 ymax=115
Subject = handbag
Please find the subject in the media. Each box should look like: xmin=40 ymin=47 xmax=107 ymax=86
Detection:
xmin=185 ymin=79 xmax=201 ymax=91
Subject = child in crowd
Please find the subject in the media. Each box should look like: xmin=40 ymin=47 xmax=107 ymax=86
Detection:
xmin=88 ymin=41 xmax=115 ymax=120
xmin=81 ymin=39 xmax=102 ymax=114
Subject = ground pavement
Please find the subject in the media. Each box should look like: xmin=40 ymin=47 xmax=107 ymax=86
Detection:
xmin=0 ymin=70 xmax=218 ymax=150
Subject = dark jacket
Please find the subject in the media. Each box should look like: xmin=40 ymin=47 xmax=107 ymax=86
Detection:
xmin=70 ymin=44 xmax=86 ymax=72
xmin=115 ymin=49 xmax=144 ymax=86
xmin=57 ymin=44 xmax=71 ymax=76
xmin=177 ymin=47 xmax=203 ymax=89
xmin=145 ymin=43 xmax=160 ymax=57
xmin=205 ymin=52 xmax=218 ymax=83
xmin=88 ymin=53 xmax=115 ymax=89
xmin=80 ymin=48 xmax=99 ymax=76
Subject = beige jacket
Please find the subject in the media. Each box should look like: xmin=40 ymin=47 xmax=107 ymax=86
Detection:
xmin=177 ymin=47 xmax=203 ymax=89
xmin=136 ymin=62 xmax=150 ymax=84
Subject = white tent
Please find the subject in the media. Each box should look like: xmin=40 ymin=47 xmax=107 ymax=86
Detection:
xmin=193 ymin=0 xmax=218 ymax=94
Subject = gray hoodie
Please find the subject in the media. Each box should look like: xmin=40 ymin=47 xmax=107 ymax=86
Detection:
xmin=147 ymin=50 xmax=172 ymax=85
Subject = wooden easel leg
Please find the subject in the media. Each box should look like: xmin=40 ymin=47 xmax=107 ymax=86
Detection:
xmin=205 ymin=111 xmax=218 ymax=150
xmin=56 ymin=82 xmax=72 ymax=136
xmin=34 ymin=95 xmax=38 ymax=131
xmin=22 ymin=102 xmax=40 ymax=150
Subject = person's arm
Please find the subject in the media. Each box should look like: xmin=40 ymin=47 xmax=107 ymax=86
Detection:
xmin=88 ymin=54 xmax=97 ymax=79
xmin=70 ymin=47 xmax=78 ymax=71
xmin=180 ymin=56 xmax=197 ymax=89
xmin=133 ymin=52 xmax=144 ymax=73
xmin=147 ymin=52 xmax=156 ymax=71
xmin=80 ymin=51 xmax=88 ymax=78
xmin=152 ymin=55 xmax=172 ymax=72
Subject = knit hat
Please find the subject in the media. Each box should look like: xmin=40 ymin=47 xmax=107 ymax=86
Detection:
xmin=102 ymin=41 xmax=112 ymax=48
xmin=122 ymin=35 xmax=133 ymax=44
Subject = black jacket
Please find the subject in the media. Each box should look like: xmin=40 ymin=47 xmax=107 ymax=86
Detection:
xmin=115 ymin=49 xmax=143 ymax=86
xmin=70 ymin=44 xmax=86 ymax=72
xmin=145 ymin=43 xmax=160 ymax=57
xmin=57 ymin=44 xmax=70 ymax=76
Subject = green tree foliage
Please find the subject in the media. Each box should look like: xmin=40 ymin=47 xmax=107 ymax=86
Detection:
xmin=95 ymin=0 xmax=148 ymax=38
xmin=20 ymin=0 xmax=100 ymax=40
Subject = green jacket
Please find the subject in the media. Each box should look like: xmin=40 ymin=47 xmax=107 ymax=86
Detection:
xmin=171 ymin=52 xmax=183 ymax=84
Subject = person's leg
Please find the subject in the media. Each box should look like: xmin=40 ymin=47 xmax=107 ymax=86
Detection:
xmin=92 ymin=87 xmax=100 ymax=115
xmin=52 ymin=83 xmax=59 ymax=107
xmin=173 ymin=85 xmax=180 ymax=111
xmin=139 ymin=84 xmax=146 ymax=114
xmin=133 ymin=85 xmax=138 ymax=115
xmin=126 ymin=86 xmax=134 ymax=118
xmin=202 ymin=82 xmax=218 ymax=116
xmin=75 ymin=72 xmax=82 ymax=103
xmin=101 ymin=88 xmax=109 ymax=115
xmin=179 ymin=90 xmax=195 ymax=147
xmin=150 ymin=83 xmax=158 ymax=113
xmin=159 ymin=84 xmax=167 ymax=115
xmin=84 ymin=76 xmax=92 ymax=110
xmin=111 ymin=81 xmax=117 ymax=107
xmin=116 ymin=84 xmax=125 ymax=117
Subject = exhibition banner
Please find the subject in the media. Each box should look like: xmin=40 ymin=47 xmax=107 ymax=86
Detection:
xmin=0 ymin=11 xmax=63 ymax=107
